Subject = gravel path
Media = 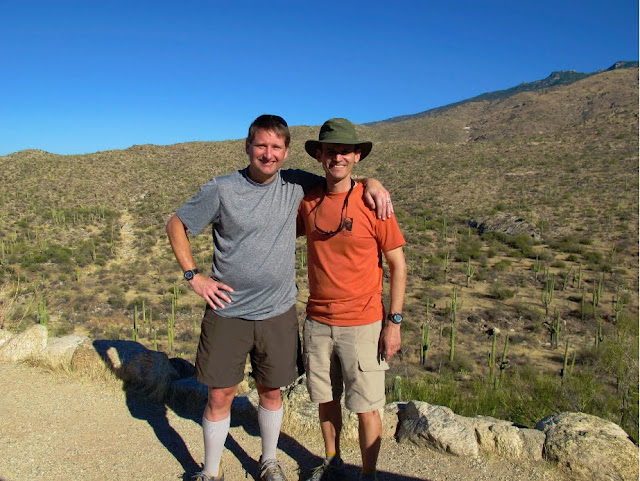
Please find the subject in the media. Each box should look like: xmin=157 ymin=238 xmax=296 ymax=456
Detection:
xmin=0 ymin=362 xmax=566 ymax=481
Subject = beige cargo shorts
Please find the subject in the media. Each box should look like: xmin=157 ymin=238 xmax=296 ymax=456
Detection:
xmin=303 ymin=317 xmax=389 ymax=413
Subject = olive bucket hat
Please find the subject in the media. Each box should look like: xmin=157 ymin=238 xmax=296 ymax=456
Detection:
xmin=305 ymin=118 xmax=373 ymax=160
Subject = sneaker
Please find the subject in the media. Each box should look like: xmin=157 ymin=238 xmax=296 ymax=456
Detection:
xmin=259 ymin=459 xmax=288 ymax=481
xmin=306 ymin=457 xmax=346 ymax=481
xmin=192 ymin=470 xmax=224 ymax=481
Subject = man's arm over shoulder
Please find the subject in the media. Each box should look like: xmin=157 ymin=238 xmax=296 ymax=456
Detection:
xmin=280 ymin=168 xmax=323 ymax=194
xmin=282 ymin=168 xmax=393 ymax=219
xmin=359 ymin=178 xmax=393 ymax=220
xmin=379 ymin=246 xmax=407 ymax=361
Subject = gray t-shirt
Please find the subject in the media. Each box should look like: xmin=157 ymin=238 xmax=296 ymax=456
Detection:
xmin=177 ymin=168 xmax=321 ymax=320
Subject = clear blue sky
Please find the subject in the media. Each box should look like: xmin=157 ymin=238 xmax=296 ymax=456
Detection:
xmin=1 ymin=0 xmax=637 ymax=155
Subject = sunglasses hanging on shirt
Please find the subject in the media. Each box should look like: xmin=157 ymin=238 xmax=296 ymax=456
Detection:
xmin=313 ymin=179 xmax=355 ymax=236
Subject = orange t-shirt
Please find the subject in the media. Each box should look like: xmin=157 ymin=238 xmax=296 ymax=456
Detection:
xmin=297 ymin=182 xmax=406 ymax=326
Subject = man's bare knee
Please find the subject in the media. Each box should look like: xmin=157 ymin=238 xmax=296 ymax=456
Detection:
xmin=205 ymin=386 xmax=237 ymax=421
xmin=257 ymin=383 xmax=282 ymax=410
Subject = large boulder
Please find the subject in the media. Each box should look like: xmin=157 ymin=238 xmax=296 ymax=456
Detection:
xmin=38 ymin=334 xmax=88 ymax=369
xmin=0 ymin=328 xmax=12 ymax=348
xmin=466 ymin=415 xmax=545 ymax=461
xmin=537 ymin=412 xmax=639 ymax=480
xmin=0 ymin=325 xmax=47 ymax=362
xmin=397 ymin=401 xmax=479 ymax=457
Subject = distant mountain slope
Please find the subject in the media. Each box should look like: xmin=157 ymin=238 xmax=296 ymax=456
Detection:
xmin=364 ymin=66 xmax=638 ymax=145
xmin=367 ymin=61 xmax=639 ymax=126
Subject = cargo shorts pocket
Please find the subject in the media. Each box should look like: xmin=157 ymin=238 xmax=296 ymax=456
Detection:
xmin=356 ymin=341 xmax=389 ymax=372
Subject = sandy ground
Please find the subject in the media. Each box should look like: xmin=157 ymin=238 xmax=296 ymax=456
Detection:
xmin=0 ymin=362 xmax=568 ymax=481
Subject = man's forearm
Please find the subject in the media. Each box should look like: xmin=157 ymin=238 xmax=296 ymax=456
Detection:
xmin=166 ymin=214 xmax=197 ymax=272
xmin=387 ymin=249 xmax=407 ymax=314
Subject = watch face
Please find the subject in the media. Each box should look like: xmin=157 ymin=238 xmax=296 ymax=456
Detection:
xmin=389 ymin=313 xmax=403 ymax=324
xmin=184 ymin=270 xmax=196 ymax=281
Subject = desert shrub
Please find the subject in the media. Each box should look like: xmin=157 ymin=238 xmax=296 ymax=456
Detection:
xmin=454 ymin=236 xmax=483 ymax=261
xmin=492 ymin=259 xmax=512 ymax=271
xmin=107 ymin=288 xmax=126 ymax=308
xmin=488 ymin=281 xmax=515 ymax=300
xmin=513 ymin=302 xmax=543 ymax=323
xmin=583 ymin=250 xmax=604 ymax=266
xmin=549 ymin=236 xmax=585 ymax=255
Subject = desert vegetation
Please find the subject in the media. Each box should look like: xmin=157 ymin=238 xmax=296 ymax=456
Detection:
xmin=1 ymin=68 xmax=638 ymax=439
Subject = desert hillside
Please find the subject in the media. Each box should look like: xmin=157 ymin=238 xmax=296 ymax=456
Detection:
xmin=1 ymin=66 xmax=638 ymax=439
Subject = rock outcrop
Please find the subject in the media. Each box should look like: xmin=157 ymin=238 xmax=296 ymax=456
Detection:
xmin=537 ymin=412 xmax=639 ymax=481
xmin=469 ymin=213 xmax=541 ymax=240
xmin=1 ymin=325 xmax=638 ymax=481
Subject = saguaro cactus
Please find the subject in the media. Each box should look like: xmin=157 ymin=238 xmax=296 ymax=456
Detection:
xmin=466 ymin=257 xmax=476 ymax=287
xmin=420 ymin=323 xmax=431 ymax=367
xmin=488 ymin=331 xmax=497 ymax=387
xmin=541 ymin=275 xmax=555 ymax=319
xmin=448 ymin=287 xmax=462 ymax=362
xmin=498 ymin=333 xmax=510 ymax=387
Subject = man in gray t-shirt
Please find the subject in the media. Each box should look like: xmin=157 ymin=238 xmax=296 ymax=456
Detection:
xmin=166 ymin=115 xmax=392 ymax=481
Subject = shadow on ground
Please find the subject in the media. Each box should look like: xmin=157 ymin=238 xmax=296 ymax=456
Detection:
xmin=93 ymin=340 xmax=426 ymax=481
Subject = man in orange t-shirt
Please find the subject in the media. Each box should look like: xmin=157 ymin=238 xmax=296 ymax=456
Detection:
xmin=297 ymin=118 xmax=407 ymax=481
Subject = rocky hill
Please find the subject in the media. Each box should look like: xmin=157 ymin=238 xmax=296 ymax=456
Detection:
xmin=1 ymin=66 xmax=638 ymax=445
xmin=366 ymin=61 xmax=639 ymax=125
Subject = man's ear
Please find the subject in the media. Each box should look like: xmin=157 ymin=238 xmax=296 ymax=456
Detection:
xmin=245 ymin=138 xmax=250 ymax=154
xmin=315 ymin=147 xmax=322 ymax=163
xmin=354 ymin=149 xmax=362 ymax=163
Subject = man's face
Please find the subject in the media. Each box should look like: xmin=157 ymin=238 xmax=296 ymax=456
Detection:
xmin=317 ymin=143 xmax=361 ymax=184
xmin=245 ymin=129 xmax=289 ymax=184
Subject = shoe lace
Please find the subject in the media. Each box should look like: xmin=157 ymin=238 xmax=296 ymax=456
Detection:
xmin=192 ymin=472 xmax=210 ymax=481
xmin=260 ymin=460 xmax=287 ymax=481
xmin=308 ymin=462 xmax=330 ymax=481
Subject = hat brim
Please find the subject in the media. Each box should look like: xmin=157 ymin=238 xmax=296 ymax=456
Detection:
xmin=305 ymin=140 xmax=372 ymax=161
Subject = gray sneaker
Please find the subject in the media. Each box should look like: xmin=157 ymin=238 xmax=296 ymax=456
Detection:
xmin=192 ymin=470 xmax=224 ymax=481
xmin=259 ymin=459 xmax=288 ymax=481
xmin=306 ymin=458 xmax=346 ymax=481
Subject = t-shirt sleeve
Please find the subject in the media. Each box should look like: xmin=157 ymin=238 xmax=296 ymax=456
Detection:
xmin=376 ymin=214 xmax=406 ymax=253
xmin=281 ymin=169 xmax=323 ymax=194
xmin=176 ymin=178 xmax=220 ymax=237
xmin=296 ymin=204 xmax=306 ymax=238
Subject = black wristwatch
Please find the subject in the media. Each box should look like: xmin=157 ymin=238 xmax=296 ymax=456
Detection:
xmin=183 ymin=269 xmax=199 ymax=281
xmin=387 ymin=313 xmax=403 ymax=325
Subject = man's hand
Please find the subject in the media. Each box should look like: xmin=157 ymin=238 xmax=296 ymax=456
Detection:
xmin=362 ymin=179 xmax=393 ymax=219
xmin=379 ymin=323 xmax=401 ymax=361
xmin=189 ymin=274 xmax=234 ymax=310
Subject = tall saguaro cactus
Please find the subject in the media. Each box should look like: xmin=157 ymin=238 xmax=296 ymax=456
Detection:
xmin=466 ymin=257 xmax=476 ymax=287
xmin=449 ymin=287 xmax=462 ymax=362
xmin=541 ymin=275 xmax=555 ymax=319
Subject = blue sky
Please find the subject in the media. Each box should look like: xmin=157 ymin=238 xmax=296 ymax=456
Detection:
xmin=1 ymin=1 xmax=637 ymax=155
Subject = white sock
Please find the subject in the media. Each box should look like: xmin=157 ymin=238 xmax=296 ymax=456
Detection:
xmin=202 ymin=414 xmax=230 ymax=477
xmin=258 ymin=404 xmax=283 ymax=463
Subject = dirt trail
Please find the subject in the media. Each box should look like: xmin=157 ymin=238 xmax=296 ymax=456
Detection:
xmin=0 ymin=362 xmax=565 ymax=481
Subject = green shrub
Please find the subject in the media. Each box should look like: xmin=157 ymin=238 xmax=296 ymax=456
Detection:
xmin=488 ymin=281 xmax=515 ymax=300
xmin=493 ymin=259 xmax=512 ymax=271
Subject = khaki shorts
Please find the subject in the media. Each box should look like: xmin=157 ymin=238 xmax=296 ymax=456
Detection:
xmin=303 ymin=318 xmax=389 ymax=413
xmin=196 ymin=305 xmax=301 ymax=388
